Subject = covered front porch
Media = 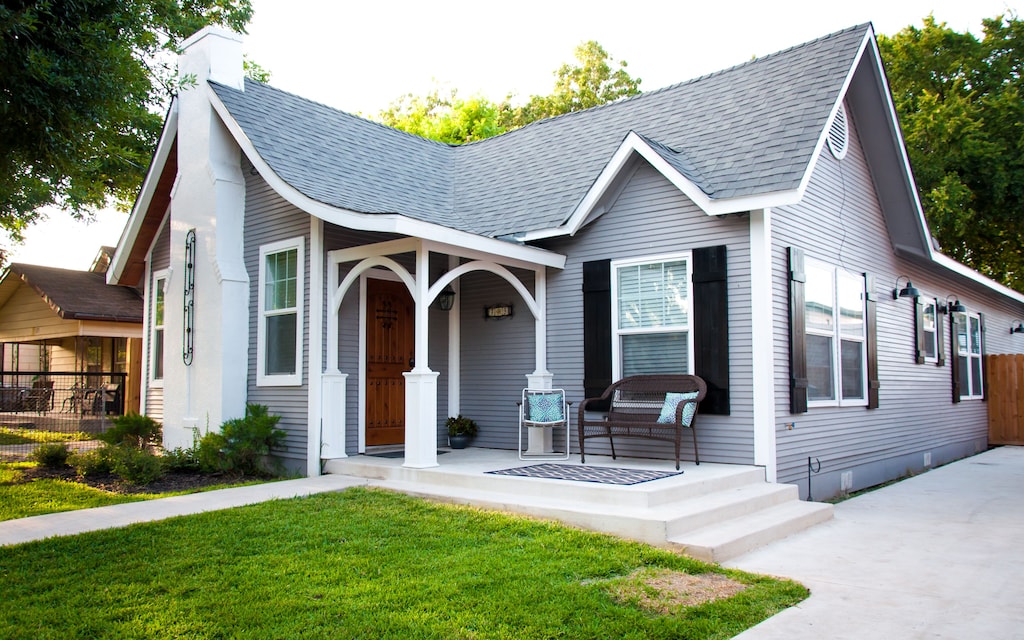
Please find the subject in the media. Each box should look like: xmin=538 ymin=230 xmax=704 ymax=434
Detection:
xmin=312 ymin=232 xmax=566 ymax=471
xmin=323 ymin=447 xmax=833 ymax=562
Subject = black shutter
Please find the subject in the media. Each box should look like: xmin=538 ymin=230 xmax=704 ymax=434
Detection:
xmin=935 ymin=304 xmax=946 ymax=367
xmin=914 ymin=296 xmax=926 ymax=364
xmin=788 ymin=247 xmax=808 ymax=414
xmin=582 ymin=260 xmax=612 ymax=410
xmin=692 ymin=245 xmax=730 ymax=415
xmin=951 ymin=311 xmax=962 ymax=403
xmin=865 ymin=273 xmax=879 ymax=409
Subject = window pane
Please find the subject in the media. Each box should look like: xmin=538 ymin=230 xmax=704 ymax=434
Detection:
xmin=970 ymin=357 xmax=982 ymax=396
xmin=837 ymin=272 xmax=863 ymax=337
xmin=840 ymin=339 xmax=864 ymax=399
xmin=958 ymin=356 xmax=969 ymax=395
xmin=805 ymin=263 xmax=834 ymax=332
xmin=265 ymin=313 xmax=297 ymax=375
xmin=153 ymin=329 xmax=164 ymax=380
xmin=155 ymin=279 xmax=165 ymax=326
xmin=923 ymin=303 xmax=937 ymax=359
xmin=806 ymin=334 xmax=835 ymax=401
xmin=955 ymin=314 xmax=968 ymax=355
xmin=617 ymin=260 xmax=688 ymax=330
xmin=621 ymin=332 xmax=688 ymax=377
xmin=969 ymin=316 xmax=981 ymax=355
xmin=265 ymin=249 xmax=298 ymax=312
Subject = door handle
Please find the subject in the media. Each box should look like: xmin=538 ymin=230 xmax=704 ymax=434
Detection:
xmin=409 ymin=358 xmax=415 ymax=368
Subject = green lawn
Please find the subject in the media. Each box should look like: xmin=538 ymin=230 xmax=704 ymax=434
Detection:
xmin=0 ymin=426 xmax=93 ymax=445
xmin=0 ymin=488 xmax=807 ymax=639
xmin=0 ymin=461 xmax=266 ymax=522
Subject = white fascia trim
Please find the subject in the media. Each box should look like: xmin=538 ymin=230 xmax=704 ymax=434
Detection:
xmin=109 ymin=100 xmax=179 ymax=285
xmin=207 ymin=86 xmax=565 ymax=270
xmin=518 ymin=131 xmax=802 ymax=243
xmin=932 ymin=254 xmax=1024 ymax=305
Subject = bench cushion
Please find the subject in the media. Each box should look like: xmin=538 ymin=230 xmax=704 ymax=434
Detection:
xmin=656 ymin=391 xmax=699 ymax=426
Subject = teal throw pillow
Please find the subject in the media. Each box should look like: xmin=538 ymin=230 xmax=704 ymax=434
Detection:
xmin=656 ymin=391 xmax=699 ymax=426
xmin=526 ymin=393 xmax=564 ymax=423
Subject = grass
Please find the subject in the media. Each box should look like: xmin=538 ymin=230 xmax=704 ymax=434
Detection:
xmin=0 ymin=427 xmax=93 ymax=445
xmin=0 ymin=461 xmax=267 ymax=522
xmin=0 ymin=488 xmax=807 ymax=639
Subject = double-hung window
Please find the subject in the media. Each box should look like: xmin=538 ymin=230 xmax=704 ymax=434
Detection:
xmin=257 ymin=238 xmax=304 ymax=386
xmin=954 ymin=311 xmax=984 ymax=399
xmin=804 ymin=259 xmax=867 ymax=406
xmin=921 ymin=299 xmax=938 ymax=362
xmin=611 ymin=254 xmax=692 ymax=378
xmin=151 ymin=270 xmax=167 ymax=383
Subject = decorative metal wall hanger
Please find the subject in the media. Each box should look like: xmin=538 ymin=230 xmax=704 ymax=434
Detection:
xmin=182 ymin=229 xmax=196 ymax=366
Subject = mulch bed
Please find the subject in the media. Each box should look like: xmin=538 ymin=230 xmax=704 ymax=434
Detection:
xmin=15 ymin=465 xmax=256 ymax=495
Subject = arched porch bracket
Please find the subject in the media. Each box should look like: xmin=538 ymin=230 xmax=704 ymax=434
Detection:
xmin=331 ymin=256 xmax=416 ymax=316
xmin=430 ymin=260 xmax=541 ymax=319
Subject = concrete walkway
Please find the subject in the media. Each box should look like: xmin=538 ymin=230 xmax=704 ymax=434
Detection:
xmin=0 ymin=474 xmax=367 ymax=547
xmin=726 ymin=446 xmax=1024 ymax=639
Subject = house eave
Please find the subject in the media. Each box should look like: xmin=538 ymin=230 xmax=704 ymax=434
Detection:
xmin=208 ymin=85 xmax=566 ymax=270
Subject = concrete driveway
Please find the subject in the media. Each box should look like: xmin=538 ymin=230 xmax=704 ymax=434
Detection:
xmin=726 ymin=446 xmax=1024 ymax=639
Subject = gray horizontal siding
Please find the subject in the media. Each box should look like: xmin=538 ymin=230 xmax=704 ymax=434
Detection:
xmin=144 ymin=220 xmax=171 ymax=421
xmin=771 ymin=103 xmax=1021 ymax=497
xmin=244 ymin=172 xmax=310 ymax=463
xmin=542 ymin=161 xmax=754 ymax=465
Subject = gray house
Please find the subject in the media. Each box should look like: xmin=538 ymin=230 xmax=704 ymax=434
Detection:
xmin=109 ymin=23 xmax=1024 ymax=499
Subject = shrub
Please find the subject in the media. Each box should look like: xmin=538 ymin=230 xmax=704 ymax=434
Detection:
xmin=197 ymin=404 xmax=285 ymax=475
xmin=100 ymin=413 xmax=162 ymax=449
xmin=110 ymin=446 xmax=163 ymax=485
xmin=162 ymin=446 xmax=201 ymax=472
xmin=70 ymin=446 xmax=115 ymax=477
xmin=33 ymin=442 xmax=71 ymax=468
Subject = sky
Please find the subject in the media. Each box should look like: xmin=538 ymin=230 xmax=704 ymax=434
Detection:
xmin=5 ymin=0 xmax=1020 ymax=270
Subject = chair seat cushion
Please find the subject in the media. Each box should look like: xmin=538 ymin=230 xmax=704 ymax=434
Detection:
xmin=656 ymin=391 xmax=699 ymax=426
xmin=526 ymin=393 xmax=564 ymax=422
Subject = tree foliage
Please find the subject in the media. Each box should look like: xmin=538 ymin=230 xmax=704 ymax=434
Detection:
xmin=878 ymin=14 xmax=1024 ymax=291
xmin=0 ymin=0 xmax=254 ymax=240
xmin=376 ymin=40 xmax=641 ymax=144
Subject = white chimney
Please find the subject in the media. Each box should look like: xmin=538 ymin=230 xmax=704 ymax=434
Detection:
xmin=179 ymin=26 xmax=244 ymax=91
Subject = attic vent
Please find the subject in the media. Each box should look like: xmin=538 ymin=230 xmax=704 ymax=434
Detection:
xmin=827 ymin=104 xmax=849 ymax=160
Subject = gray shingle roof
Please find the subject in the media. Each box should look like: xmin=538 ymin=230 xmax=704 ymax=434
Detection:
xmin=210 ymin=24 xmax=869 ymax=239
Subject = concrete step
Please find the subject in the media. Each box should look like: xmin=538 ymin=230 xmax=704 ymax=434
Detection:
xmin=326 ymin=456 xmax=767 ymax=509
xmin=668 ymin=499 xmax=835 ymax=563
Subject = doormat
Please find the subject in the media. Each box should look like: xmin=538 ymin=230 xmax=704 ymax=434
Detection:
xmin=367 ymin=450 xmax=448 ymax=459
xmin=486 ymin=463 xmax=681 ymax=485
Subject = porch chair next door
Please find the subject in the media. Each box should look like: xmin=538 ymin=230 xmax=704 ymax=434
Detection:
xmin=518 ymin=388 xmax=571 ymax=461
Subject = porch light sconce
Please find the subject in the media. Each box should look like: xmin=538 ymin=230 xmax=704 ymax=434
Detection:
xmin=892 ymin=275 xmax=920 ymax=300
xmin=939 ymin=294 xmax=966 ymax=315
xmin=437 ymin=285 xmax=456 ymax=311
xmin=484 ymin=303 xmax=514 ymax=320
xmin=1011 ymin=321 xmax=1024 ymax=335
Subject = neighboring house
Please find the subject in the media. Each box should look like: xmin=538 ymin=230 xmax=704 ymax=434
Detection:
xmin=0 ymin=248 xmax=143 ymax=428
xmin=108 ymin=24 xmax=1024 ymax=498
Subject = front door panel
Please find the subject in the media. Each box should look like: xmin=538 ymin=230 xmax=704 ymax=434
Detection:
xmin=365 ymin=279 xmax=414 ymax=446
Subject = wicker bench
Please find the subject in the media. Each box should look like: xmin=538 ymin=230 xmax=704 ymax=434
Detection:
xmin=577 ymin=374 xmax=707 ymax=470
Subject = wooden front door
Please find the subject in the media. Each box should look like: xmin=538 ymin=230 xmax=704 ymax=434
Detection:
xmin=365 ymin=278 xmax=414 ymax=446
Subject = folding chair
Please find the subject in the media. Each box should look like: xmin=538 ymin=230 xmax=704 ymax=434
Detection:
xmin=518 ymin=388 xmax=570 ymax=460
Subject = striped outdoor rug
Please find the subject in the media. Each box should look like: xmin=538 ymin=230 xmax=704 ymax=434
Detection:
xmin=486 ymin=463 xmax=682 ymax=485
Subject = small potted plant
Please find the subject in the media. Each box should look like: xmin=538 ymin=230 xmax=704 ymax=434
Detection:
xmin=446 ymin=414 xmax=478 ymax=449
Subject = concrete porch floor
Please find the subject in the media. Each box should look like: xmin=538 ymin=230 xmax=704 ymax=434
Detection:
xmin=325 ymin=448 xmax=833 ymax=561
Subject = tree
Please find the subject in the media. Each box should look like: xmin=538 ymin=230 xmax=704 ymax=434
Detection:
xmin=878 ymin=15 xmax=1024 ymax=292
xmin=0 ymin=0 xmax=255 ymax=241
xmin=376 ymin=40 xmax=641 ymax=144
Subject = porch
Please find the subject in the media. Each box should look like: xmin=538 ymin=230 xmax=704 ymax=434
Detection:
xmin=324 ymin=448 xmax=833 ymax=562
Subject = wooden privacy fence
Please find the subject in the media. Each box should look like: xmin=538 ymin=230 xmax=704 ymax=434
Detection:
xmin=987 ymin=354 xmax=1024 ymax=445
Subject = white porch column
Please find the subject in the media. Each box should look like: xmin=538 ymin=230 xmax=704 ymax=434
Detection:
xmin=526 ymin=266 xmax=553 ymax=390
xmin=750 ymin=208 xmax=778 ymax=481
xmin=320 ymin=372 xmax=348 ymax=459
xmin=404 ymin=248 xmax=439 ymax=468
xmin=447 ymin=255 xmax=460 ymax=419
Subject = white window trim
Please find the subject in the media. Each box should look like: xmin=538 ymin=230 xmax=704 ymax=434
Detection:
xmin=806 ymin=259 xmax=868 ymax=408
xmin=922 ymin=298 xmax=939 ymax=364
xmin=150 ymin=269 xmax=168 ymax=388
xmin=956 ymin=311 xmax=984 ymax=400
xmin=610 ymin=251 xmax=694 ymax=380
xmin=257 ymin=236 xmax=304 ymax=387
